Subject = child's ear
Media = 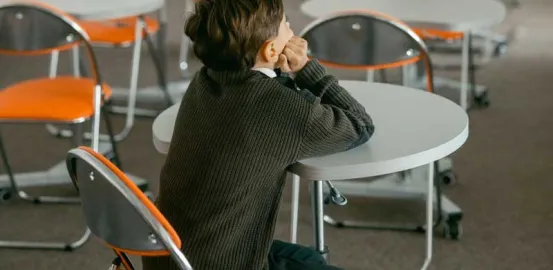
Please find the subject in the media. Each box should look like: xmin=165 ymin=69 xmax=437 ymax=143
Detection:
xmin=261 ymin=41 xmax=279 ymax=63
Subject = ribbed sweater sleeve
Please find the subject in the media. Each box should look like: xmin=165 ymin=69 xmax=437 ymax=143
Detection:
xmin=294 ymin=60 xmax=375 ymax=159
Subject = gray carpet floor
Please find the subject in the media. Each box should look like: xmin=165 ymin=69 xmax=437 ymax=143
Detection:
xmin=1 ymin=0 xmax=553 ymax=269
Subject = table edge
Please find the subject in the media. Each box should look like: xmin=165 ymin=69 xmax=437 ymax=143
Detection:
xmin=287 ymin=123 xmax=469 ymax=181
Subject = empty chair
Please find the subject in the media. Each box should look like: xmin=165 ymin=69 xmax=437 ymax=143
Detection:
xmin=46 ymin=9 xmax=174 ymax=143
xmin=300 ymin=10 xmax=434 ymax=92
xmin=66 ymin=146 xmax=193 ymax=270
xmin=0 ymin=1 xmax=121 ymax=250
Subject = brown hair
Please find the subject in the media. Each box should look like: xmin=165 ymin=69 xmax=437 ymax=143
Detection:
xmin=184 ymin=0 xmax=284 ymax=71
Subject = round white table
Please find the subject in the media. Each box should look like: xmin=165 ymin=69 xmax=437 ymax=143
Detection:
xmin=152 ymin=80 xmax=469 ymax=269
xmin=301 ymin=0 xmax=506 ymax=32
xmin=18 ymin=0 xmax=166 ymax=20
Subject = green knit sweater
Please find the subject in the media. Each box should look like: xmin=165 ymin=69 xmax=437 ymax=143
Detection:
xmin=142 ymin=60 xmax=374 ymax=270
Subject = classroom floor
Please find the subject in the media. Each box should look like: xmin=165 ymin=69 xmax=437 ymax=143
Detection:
xmin=1 ymin=0 xmax=552 ymax=269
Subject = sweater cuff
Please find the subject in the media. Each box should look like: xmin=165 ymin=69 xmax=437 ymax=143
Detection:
xmin=295 ymin=60 xmax=326 ymax=92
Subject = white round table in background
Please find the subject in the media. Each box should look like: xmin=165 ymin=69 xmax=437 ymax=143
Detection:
xmin=151 ymin=81 xmax=468 ymax=270
xmin=0 ymin=0 xmax=165 ymax=20
xmin=152 ymin=103 xmax=179 ymax=154
xmin=152 ymin=81 xmax=469 ymax=169
xmin=301 ymin=0 xmax=507 ymax=31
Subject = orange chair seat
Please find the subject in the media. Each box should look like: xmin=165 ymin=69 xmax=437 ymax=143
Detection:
xmin=0 ymin=76 xmax=112 ymax=122
xmin=413 ymin=28 xmax=464 ymax=40
xmin=80 ymin=16 xmax=160 ymax=46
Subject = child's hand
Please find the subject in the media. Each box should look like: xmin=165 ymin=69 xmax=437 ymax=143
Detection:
xmin=277 ymin=36 xmax=309 ymax=73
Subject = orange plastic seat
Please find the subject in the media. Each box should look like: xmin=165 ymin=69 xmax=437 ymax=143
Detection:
xmin=413 ymin=28 xmax=464 ymax=40
xmin=0 ymin=76 xmax=112 ymax=122
xmin=79 ymin=16 xmax=160 ymax=46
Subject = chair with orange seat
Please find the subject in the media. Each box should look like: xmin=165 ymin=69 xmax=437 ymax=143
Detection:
xmin=66 ymin=146 xmax=193 ymax=270
xmin=290 ymin=10 xmax=464 ymax=240
xmin=46 ymin=11 xmax=174 ymax=143
xmin=300 ymin=10 xmax=435 ymax=93
xmin=0 ymin=2 xmax=120 ymax=250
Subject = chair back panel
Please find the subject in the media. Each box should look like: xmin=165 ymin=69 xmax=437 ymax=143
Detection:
xmin=66 ymin=147 xmax=181 ymax=255
xmin=300 ymin=11 xmax=425 ymax=68
xmin=0 ymin=3 xmax=84 ymax=54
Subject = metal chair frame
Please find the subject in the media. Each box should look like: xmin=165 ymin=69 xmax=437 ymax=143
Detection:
xmin=66 ymin=147 xmax=193 ymax=270
xmin=0 ymin=1 xmax=120 ymax=251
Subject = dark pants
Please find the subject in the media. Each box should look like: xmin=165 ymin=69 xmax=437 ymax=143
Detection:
xmin=268 ymin=240 xmax=345 ymax=270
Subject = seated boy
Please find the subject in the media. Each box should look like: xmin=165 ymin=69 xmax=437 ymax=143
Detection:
xmin=142 ymin=0 xmax=375 ymax=269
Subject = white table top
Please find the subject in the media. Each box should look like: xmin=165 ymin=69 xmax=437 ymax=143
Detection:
xmin=300 ymin=0 xmax=507 ymax=31
xmin=152 ymin=81 xmax=468 ymax=181
xmin=153 ymin=103 xmax=180 ymax=154
xmin=0 ymin=0 xmax=165 ymax=20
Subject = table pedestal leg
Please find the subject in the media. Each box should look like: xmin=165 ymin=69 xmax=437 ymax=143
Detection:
xmin=421 ymin=162 xmax=435 ymax=270
xmin=311 ymin=181 xmax=328 ymax=259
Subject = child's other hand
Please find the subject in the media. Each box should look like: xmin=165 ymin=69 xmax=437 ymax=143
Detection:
xmin=277 ymin=36 xmax=309 ymax=73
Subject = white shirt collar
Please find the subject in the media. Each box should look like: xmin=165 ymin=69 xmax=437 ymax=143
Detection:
xmin=251 ymin=67 xmax=277 ymax=78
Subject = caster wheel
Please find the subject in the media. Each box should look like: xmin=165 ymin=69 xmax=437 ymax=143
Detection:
xmin=440 ymin=215 xmax=463 ymax=240
xmin=437 ymin=170 xmax=457 ymax=186
xmin=0 ymin=189 xmax=12 ymax=202
xmin=474 ymin=91 xmax=490 ymax=108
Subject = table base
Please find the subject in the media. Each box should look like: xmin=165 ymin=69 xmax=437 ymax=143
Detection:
xmin=309 ymin=162 xmax=436 ymax=270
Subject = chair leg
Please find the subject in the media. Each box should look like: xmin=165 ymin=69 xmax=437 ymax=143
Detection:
xmin=109 ymin=256 xmax=123 ymax=270
xmin=72 ymin=46 xmax=81 ymax=77
xmin=289 ymin=173 xmax=300 ymax=244
xmin=322 ymin=162 xmax=446 ymax=233
xmin=114 ymin=250 xmax=135 ymax=270
xmin=101 ymin=102 xmax=123 ymax=168
xmin=49 ymin=50 xmax=59 ymax=78
xmin=110 ymin=17 xmax=146 ymax=142
xmin=91 ymin=19 xmax=146 ymax=143
xmin=0 ymin=130 xmax=79 ymax=204
xmin=0 ymin=128 xmax=93 ymax=250
xmin=45 ymin=46 xmax=88 ymax=139
xmin=143 ymin=23 xmax=174 ymax=106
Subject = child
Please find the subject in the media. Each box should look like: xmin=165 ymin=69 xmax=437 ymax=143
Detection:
xmin=142 ymin=0 xmax=374 ymax=269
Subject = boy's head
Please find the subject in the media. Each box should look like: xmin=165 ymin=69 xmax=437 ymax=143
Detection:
xmin=185 ymin=0 xmax=294 ymax=71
